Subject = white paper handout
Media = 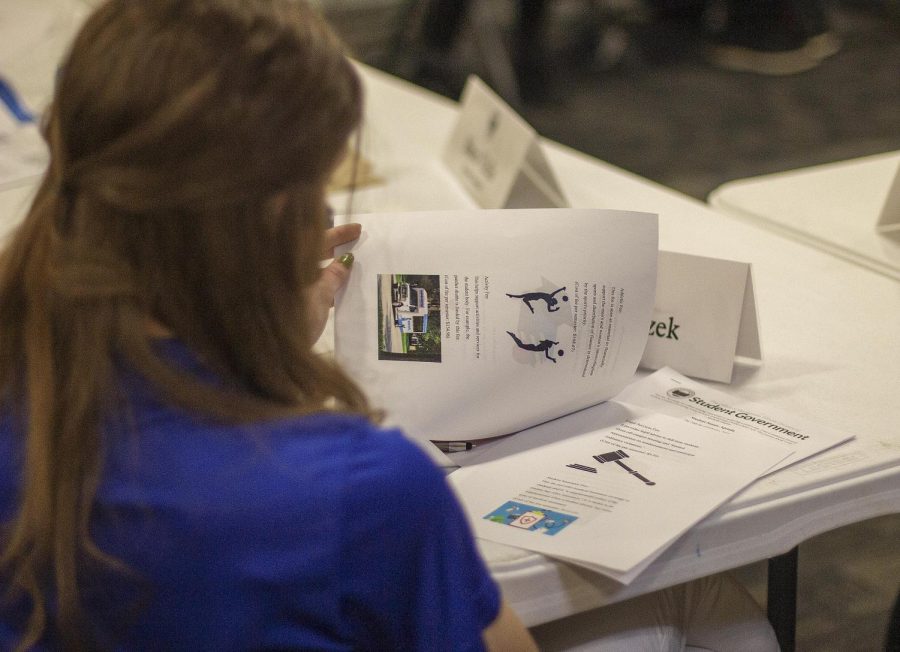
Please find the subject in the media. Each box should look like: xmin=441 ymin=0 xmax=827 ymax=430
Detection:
xmin=448 ymin=401 xmax=786 ymax=582
xmin=640 ymin=251 xmax=760 ymax=383
xmin=876 ymin=162 xmax=900 ymax=233
xmin=443 ymin=76 xmax=567 ymax=209
xmin=334 ymin=208 xmax=658 ymax=441
xmin=614 ymin=367 xmax=853 ymax=474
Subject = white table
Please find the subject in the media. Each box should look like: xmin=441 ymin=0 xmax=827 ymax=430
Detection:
xmin=345 ymin=66 xmax=900 ymax=631
xmin=708 ymin=151 xmax=900 ymax=281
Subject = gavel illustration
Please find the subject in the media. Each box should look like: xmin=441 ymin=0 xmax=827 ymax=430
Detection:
xmin=593 ymin=450 xmax=656 ymax=486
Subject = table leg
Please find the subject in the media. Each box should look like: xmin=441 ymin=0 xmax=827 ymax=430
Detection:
xmin=767 ymin=546 xmax=799 ymax=652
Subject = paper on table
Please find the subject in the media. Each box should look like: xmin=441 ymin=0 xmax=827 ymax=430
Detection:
xmin=333 ymin=208 xmax=658 ymax=441
xmin=727 ymin=436 xmax=900 ymax=511
xmin=448 ymin=401 xmax=786 ymax=581
xmin=613 ymin=367 xmax=853 ymax=474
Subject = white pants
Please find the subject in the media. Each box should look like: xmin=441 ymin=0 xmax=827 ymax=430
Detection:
xmin=529 ymin=573 xmax=780 ymax=652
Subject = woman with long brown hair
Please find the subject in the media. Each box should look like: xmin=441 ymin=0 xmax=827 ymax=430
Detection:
xmin=0 ymin=0 xmax=535 ymax=649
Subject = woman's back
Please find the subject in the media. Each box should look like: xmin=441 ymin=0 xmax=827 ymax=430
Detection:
xmin=0 ymin=0 xmax=538 ymax=648
xmin=0 ymin=340 xmax=499 ymax=649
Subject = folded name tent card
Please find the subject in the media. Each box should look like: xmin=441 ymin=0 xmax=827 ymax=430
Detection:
xmin=876 ymin=162 xmax=900 ymax=234
xmin=640 ymin=251 xmax=761 ymax=383
xmin=443 ymin=76 xmax=567 ymax=209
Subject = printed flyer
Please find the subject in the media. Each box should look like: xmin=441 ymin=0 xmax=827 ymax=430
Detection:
xmin=333 ymin=208 xmax=658 ymax=441
xmin=447 ymin=368 xmax=854 ymax=578
xmin=448 ymin=401 xmax=787 ymax=582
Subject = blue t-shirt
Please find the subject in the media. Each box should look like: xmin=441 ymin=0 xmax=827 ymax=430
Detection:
xmin=0 ymin=341 xmax=500 ymax=650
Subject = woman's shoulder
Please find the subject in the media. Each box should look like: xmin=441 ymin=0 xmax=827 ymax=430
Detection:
xmin=255 ymin=412 xmax=453 ymax=524
xmin=267 ymin=412 xmax=444 ymax=496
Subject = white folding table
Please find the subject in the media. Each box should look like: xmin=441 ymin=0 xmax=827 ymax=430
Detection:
xmin=342 ymin=67 xmax=900 ymax=649
xmin=708 ymin=151 xmax=900 ymax=281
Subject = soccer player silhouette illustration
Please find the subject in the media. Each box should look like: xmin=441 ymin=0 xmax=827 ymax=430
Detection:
xmin=506 ymin=286 xmax=568 ymax=313
xmin=507 ymin=331 xmax=564 ymax=363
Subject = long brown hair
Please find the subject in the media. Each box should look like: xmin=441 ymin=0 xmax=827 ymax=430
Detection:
xmin=0 ymin=0 xmax=369 ymax=647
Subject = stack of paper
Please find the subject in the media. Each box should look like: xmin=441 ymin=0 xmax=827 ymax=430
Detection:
xmin=448 ymin=368 xmax=851 ymax=582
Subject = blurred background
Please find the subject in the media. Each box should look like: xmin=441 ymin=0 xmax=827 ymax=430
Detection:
xmin=323 ymin=0 xmax=900 ymax=200
xmin=319 ymin=1 xmax=900 ymax=650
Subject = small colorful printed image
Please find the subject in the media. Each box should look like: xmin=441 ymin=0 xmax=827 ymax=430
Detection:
xmin=377 ymin=273 xmax=442 ymax=363
xmin=483 ymin=500 xmax=576 ymax=536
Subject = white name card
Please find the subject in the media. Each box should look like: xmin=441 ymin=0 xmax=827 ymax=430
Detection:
xmin=443 ymin=76 xmax=567 ymax=209
xmin=640 ymin=251 xmax=761 ymax=383
xmin=876 ymin=162 xmax=900 ymax=233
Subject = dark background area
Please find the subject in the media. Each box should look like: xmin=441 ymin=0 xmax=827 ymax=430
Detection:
xmin=331 ymin=0 xmax=900 ymax=200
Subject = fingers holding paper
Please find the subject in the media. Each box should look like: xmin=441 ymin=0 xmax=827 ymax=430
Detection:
xmin=307 ymin=224 xmax=360 ymax=343
xmin=321 ymin=222 xmax=362 ymax=259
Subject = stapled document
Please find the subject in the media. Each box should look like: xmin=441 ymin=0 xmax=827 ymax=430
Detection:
xmin=333 ymin=208 xmax=657 ymax=442
xmin=448 ymin=401 xmax=786 ymax=582
xmin=614 ymin=367 xmax=853 ymax=474
xmin=447 ymin=367 xmax=853 ymax=580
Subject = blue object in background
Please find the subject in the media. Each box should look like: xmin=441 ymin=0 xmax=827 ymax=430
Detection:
xmin=0 ymin=77 xmax=34 ymax=123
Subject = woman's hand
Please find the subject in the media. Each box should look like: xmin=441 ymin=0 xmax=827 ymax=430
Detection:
xmin=306 ymin=223 xmax=362 ymax=344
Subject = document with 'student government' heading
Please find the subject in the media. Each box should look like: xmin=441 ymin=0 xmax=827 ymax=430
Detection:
xmin=447 ymin=367 xmax=853 ymax=581
xmin=448 ymin=400 xmax=786 ymax=583
xmin=614 ymin=367 xmax=853 ymax=474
